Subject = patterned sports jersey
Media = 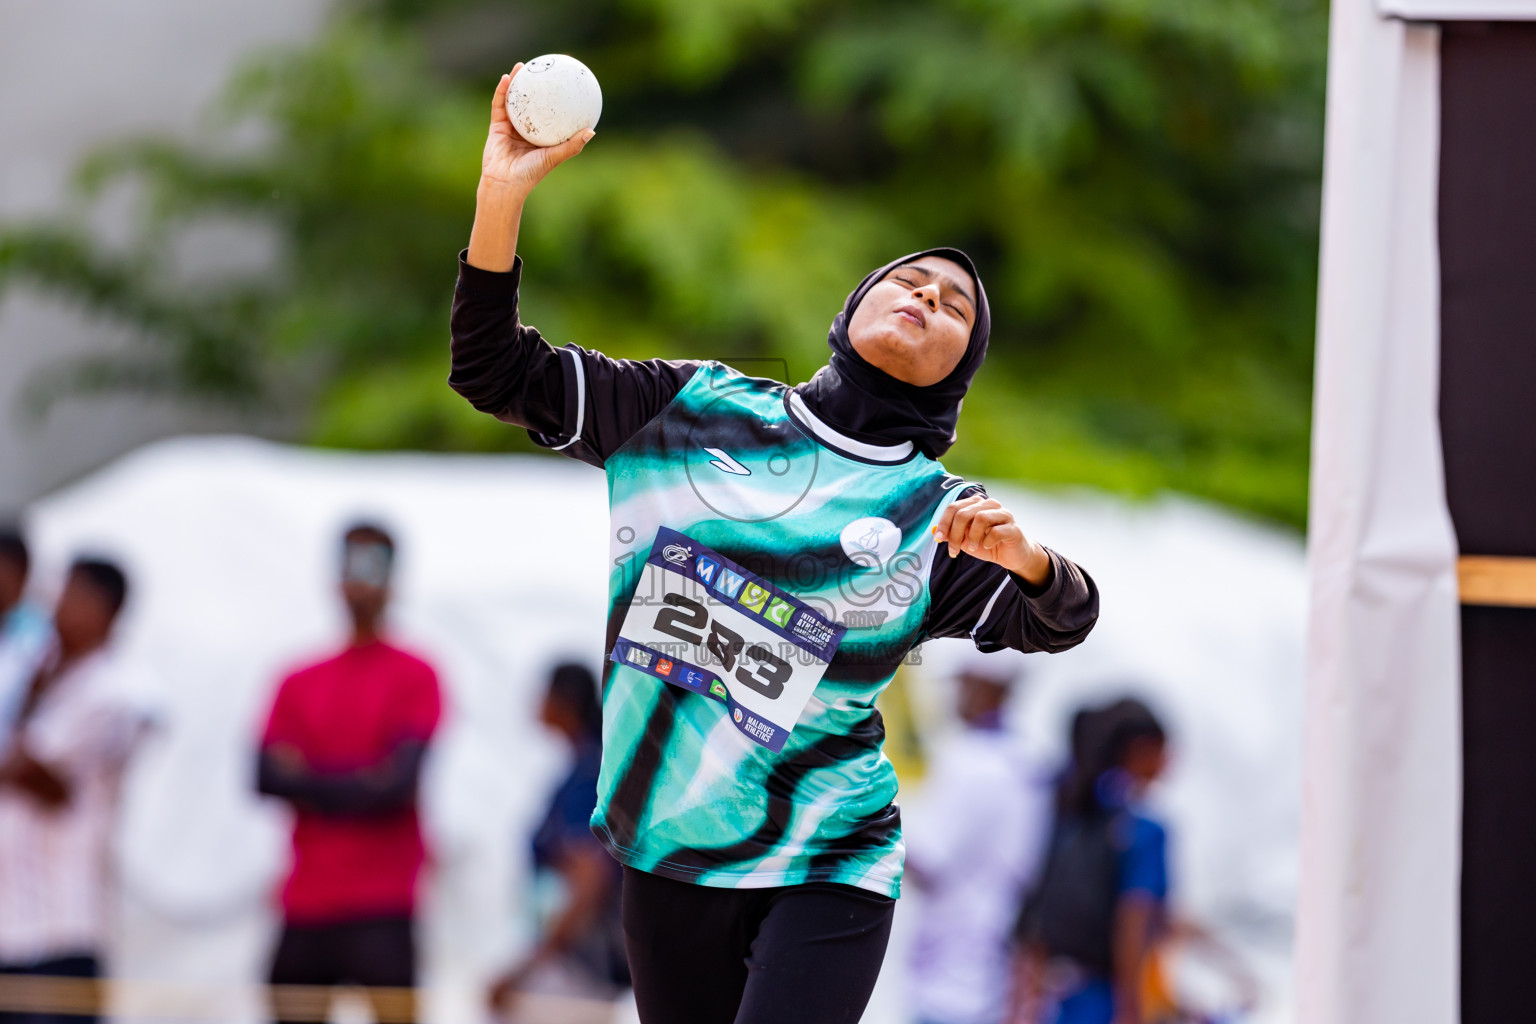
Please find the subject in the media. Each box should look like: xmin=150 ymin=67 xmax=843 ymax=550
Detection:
xmin=447 ymin=252 xmax=1100 ymax=901
xmin=595 ymin=362 xmax=969 ymax=898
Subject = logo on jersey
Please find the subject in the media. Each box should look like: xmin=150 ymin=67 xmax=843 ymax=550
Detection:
xmin=682 ymin=667 xmax=707 ymax=687
xmin=656 ymin=658 xmax=674 ymax=676
xmin=682 ymin=383 xmax=820 ymax=524
xmin=695 ymin=555 xmax=720 ymax=585
xmin=733 ymin=708 xmax=744 ymax=723
xmin=703 ymin=447 xmax=751 ymax=476
xmin=625 ymin=646 xmax=653 ymax=668
xmin=737 ymin=582 xmax=771 ymax=614
xmin=710 ymin=680 xmax=728 ymax=699
xmin=764 ymin=598 xmax=794 ymax=628
xmin=839 ymin=517 xmax=901 ymax=568
xmin=662 ymin=543 xmax=691 ymax=565
xmin=714 ymin=568 xmax=747 ymax=600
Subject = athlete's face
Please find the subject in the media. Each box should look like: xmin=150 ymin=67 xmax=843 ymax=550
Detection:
xmin=847 ymin=257 xmax=977 ymax=387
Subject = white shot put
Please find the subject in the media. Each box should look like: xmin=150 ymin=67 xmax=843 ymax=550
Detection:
xmin=505 ymin=55 xmax=603 ymax=147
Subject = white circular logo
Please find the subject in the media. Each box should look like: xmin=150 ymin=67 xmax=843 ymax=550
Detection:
xmin=840 ymin=517 xmax=901 ymax=568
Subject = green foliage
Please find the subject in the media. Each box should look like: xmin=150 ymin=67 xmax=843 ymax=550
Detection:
xmin=0 ymin=0 xmax=1325 ymax=524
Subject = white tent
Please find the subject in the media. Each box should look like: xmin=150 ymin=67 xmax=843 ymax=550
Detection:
xmin=1302 ymin=3 xmax=1536 ymax=1021
xmin=23 ymin=436 xmax=1305 ymax=1023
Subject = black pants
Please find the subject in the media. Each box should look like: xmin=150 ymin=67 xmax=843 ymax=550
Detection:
xmin=621 ymin=867 xmax=895 ymax=1024
xmin=0 ymin=955 xmax=99 ymax=1024
xmin=268 ymin=917 xmax=415 ymax=1023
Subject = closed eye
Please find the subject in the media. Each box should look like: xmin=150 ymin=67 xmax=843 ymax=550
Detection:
xmin=892 ymin=272 xmax=969 ymax=322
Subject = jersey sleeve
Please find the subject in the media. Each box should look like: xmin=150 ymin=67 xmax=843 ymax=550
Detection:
xmin=391 ymin=658 xmax=442 ymax=746
xmin=449 ymin=252 xmax=702 ymax=467
xmin=1118 ymin=816 xmax=1169 ymax=901
xmin=922 ymin=486 xmax=1100 ymax=653
xmin=925 ymin=548 xmax=1100 ymax=653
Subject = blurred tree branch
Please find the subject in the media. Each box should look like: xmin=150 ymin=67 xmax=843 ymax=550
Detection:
xmin=0 ymin=0 xmax=1325 ymax=524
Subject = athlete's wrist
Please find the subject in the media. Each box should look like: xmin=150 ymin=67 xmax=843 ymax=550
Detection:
xmin=477 ymin=177 xmax=531 ymax=210
xmin=1003 ymin=541 xmax=1051 ymax=586
xmin=467 ymin=182 xmax=527 ymax=273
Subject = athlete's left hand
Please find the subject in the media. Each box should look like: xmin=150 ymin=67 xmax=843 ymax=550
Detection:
xmin=932 ymin=495 xmax=1053 ymax=586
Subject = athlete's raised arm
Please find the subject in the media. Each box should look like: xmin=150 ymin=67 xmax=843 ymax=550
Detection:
xmin=924 ymin=491 xmax=1099 ymax=654
xmin=450 ymin=68 xmax=699 ymax=467
xmin=467 ymin=67 xmax=592 ymax=273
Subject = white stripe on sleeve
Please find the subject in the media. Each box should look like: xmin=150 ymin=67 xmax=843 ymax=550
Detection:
xmin=550 ymin=347 xmax=587 ymax=451
xmin=969 ymin=575 xmax=1014 ymax=642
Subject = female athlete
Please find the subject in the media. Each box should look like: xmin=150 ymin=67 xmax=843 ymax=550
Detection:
xmin=450 ymin=66 xmax=1100 ymax=1024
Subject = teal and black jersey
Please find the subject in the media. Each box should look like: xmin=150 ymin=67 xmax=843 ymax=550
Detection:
xmin=450 ymin=254 xmax=1099 ymax=898
xmin=596 ymin=362 xmax=967 ymax=895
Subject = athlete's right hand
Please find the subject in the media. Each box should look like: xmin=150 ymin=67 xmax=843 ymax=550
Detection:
xmin=480 ymin=64 xmax=594 ymax=197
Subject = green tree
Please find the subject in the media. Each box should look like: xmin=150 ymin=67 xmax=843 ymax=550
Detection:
xmin=0 ymin=0 xmax=1325 ymax=524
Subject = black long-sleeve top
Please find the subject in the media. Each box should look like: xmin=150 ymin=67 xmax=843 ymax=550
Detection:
xmin=448 ymin=252 xmax=1098 ymax=656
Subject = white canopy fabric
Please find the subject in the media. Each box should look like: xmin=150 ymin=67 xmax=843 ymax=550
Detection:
xmin=24 ymin=436 xmax=1307 ymax=1023
xmin=1379 ymin=0 xmax=1536 ymax=18
xmin=1299 ymin=6 xmax=1461 ymax=1024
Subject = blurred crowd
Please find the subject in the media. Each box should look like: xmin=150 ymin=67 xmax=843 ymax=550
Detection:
xmin=903 ymin=660 xmax=1255 ymax=1024
xmin=0 ymin=531 xmax=150 ymax=1022
xmin=0 ymin=521 xmax=1252 ymax=1024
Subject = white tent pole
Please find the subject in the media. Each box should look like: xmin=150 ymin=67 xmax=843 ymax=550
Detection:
xmin=1298 ymin=4 xmax=1461 ymax=1023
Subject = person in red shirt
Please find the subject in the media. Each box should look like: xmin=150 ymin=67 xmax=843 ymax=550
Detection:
xmin=257 ymin=524 xmax=442 ymax=1024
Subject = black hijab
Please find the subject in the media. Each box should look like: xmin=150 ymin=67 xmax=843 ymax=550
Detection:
xmin=794 ymin=247 xmax=991 ymax=459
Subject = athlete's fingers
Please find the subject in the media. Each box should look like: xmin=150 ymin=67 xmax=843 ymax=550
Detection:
xmin=940 ymin=502 xmax=972 ymax=558
xmin=542 ymin=128 xmax=596 ymax=171
xmin=982 ymin=521 xmax=1024 ymax=551
xmin=491 ymin=69 xmax=516 ymax=125
xmin=934 ymin=495 xmax=1004 ymax=557
xmin=932 ymin=501 xmax=961 ymax=548
xmin=962 ymin=507 xmax=1013 ymax=555
xmin=943 ymin=497 xmax=996 ymax=558
xmin=940 ymin=497 xmax=989 ymax=537
xmin=975 ymin=511 xmax=1023 ymax=554
xmin=931 ymin=499 xmax=959 ymax=549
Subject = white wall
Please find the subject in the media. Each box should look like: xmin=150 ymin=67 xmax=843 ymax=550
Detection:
xmin=0 ymin=0 xmax=330 ymax=511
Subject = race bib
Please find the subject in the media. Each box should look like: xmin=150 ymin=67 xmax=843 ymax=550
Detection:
xmin=609 ymin=527 xmax=847 ymax=752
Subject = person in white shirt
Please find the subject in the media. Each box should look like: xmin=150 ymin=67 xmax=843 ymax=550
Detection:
xmin=0 ymin=558 xmax=150 ymax=1024
xmin=0 ymin=530 xmax=52 ymax=760
xmin=905 ymin=651 xmax=1055 ymax=1024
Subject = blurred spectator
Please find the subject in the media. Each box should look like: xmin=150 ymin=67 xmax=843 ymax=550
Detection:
xmin=905 ymin=651 xmax=1054 ymax=1024
xmin=1010 ymin=699 xmax=1170 ymax=1024
xmin=0 ymin=530 xmax=51 ymax=760
xmin=489 ymin=663 xmax=627 ymax=1016
xmin=256 ymin=524 xmax=441 ymax=1024
xmin=0 ymin=558 xmax=150 ymax=1024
